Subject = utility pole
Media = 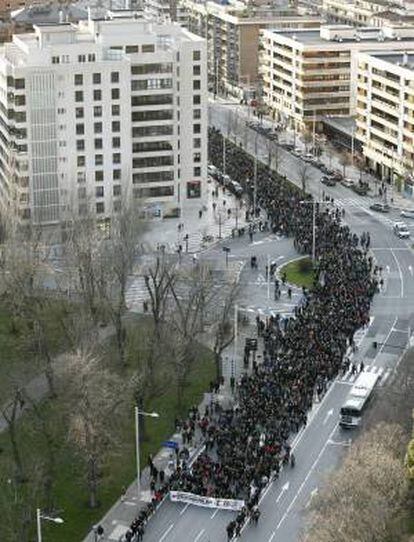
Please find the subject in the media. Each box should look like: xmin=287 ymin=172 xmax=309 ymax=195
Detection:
xmin=223 ymin=136 xmax=226 ymax=176
xmin=312 ymin=202 xmax=316 ymax=263
xmin=312 ymin=108 xmax=316 ymax=156
xmin=253 ymin=131 xmax=258 ymax=215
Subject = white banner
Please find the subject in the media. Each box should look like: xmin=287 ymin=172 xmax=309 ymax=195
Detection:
xmin=169 ymin=491 xmax=245 ymax=511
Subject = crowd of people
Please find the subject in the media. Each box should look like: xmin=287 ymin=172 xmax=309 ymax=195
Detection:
xmin=123 ymin=128 xmax=378 ymax=541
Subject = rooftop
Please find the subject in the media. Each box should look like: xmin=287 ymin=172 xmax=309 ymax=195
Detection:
xmin=369 ymin=50 xmax=414 ymax=65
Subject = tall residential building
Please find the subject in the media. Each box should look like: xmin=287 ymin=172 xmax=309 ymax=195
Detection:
xmin=322 ymin=0 xmax=414 ymax=27
xmin=356 ymin=50 xmax=414 ymax=192
xmin=0 ymin=12 xmax=207 ymax=226
xmin=260 ymin=24 xmax=414 ymax=131
xmin=181 ymin=0 xmax=324 ymax=98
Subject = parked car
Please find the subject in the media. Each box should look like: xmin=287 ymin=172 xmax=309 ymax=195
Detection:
xmin=302 ymin=153 xmax=315 ymax=162
xmin=207 ymin=164 xmax=219 ymax=177
xmin=370 ymin=202 xmax=390 ymax=213
xmin=401 ymin=209 xmax=414 ymax=219
xmin=291 ymin=148 xmax=303 ymax=157
xmin=341 ymin=178 xmax=355 ymax=188
xmin=393 ymin=222 xmax=410 ymax=238
xmin=321 ymin=175 xmax=337 ymax=186
xmin=222 ymin=174 xmax=232 ymax=188
xmin=352 ymin=183 xmax=369 ymax=196
xmin=229 ymin=180 xmax=243 ymax=196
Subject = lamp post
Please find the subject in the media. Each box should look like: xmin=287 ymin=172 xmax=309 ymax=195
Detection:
xmin=300 ymin=199 xmax=328 ymax=263
xmin=135 ymin=408 xmax=159 ymax=500
xmin=36 ymin=509 xmax=64 ymax=542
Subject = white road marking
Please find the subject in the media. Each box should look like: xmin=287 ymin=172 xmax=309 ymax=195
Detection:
xmin=276 ymin=482 xmax=290 ymax=503
xmin=180 ymin=503 xmax=190 ymax=515
xmin=268 ymin=531 xmax=277 ymax=542
xmin=210 ymin=508 xmax=219 ymax=519
xmin=194 ymin=528 xmax=205 ymax=542
xmin=276 ymin=424 xmax=338 ymax=530
xmin=409 ymin=265 xmax=413 ymax=276
xmin=322 ymin=408 xmax=334 ymax=425
xmin=159 ymin=524 xmax=174 ymax=542
xmin=390 ymin=249 xmax=404 ymax=298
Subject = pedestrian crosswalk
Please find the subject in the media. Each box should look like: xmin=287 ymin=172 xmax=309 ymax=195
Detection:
xmin=337 ymin=363 xmax=392 ymax=386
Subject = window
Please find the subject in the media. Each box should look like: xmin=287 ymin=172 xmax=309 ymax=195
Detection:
xmin=193 ymin=50 xmax=201 ymax=61
xmin=79 ymin=203 xmax=87 ymax=216
xmin=113 ymin=153 xmax=121 ymax=164
xmin=113 ymin=185 xmax=121 ymax=196
xmin=193 ymin=65 xmax=201 ymax=76
xmin=14 ymin=78 xmax=25 ymax=90
xmin=94 ymin=138 xmax=103 ymax=149
xmin=74 ymin=74 xmax=83 ymax=86
xmin=94 ymin=106 xmax=102 ymax=117
xmin=132 ymin=110 xmax=173 ymax=122
xmin=193 ymin=95 xmax=201 ymax=105
xmin=194 ymin=167 xmax=201 ymax=176
xmin=187 ymin=180 xmax=201 ymax=198
xmin=77 ymin=155 xmax=85 ymax=167
xmin=96 ymin=202 xmax=104 ymax=214
xmin=113 ymin=169 xmax=121 ymax=180
xmin=75 ymin=91 xmax=83 ymax=102
xmin=96 ymin=186 xmax=104 ymax=197
xmin=126 ymin=45 xmax=139 ymax=54
xmin=111 ymin=71 xmax=119 ymax=83
xmin=76 ymin=107 xmax=84 ymax=119
xmin=78 ymin=187 xmax=86 ymax=199
xmin=93 ymin=73 xmax=101 ymax=84
xmin=88 ymin=54 xmax=96 ymax=62
xmin=194 ymin=138 xmax=201 ymax=148
xmin=94 ymin=122 xmax=102 ymax=134
xmin=112 ymin=137 xmax=121 ymax=148
xmin=76 ymin=123 xmax=84 ymax=135
xmin=112 ymin=104 xmax=120 ymax=116
xmin=78 ymin=55 xmax=86 ymax=62
xmin=77 ymin=171 xmax=86 ymax=183
xmin=95 ymin=154 xmax=103 ymax=166
xmin=95 ymin=170 xmax=104 ymax=182
xmin=193 ymin=123 xmax=201 ymax=134
xmin=112 ymin=121 xmax=120 ymax=132
xmin=76 ymin=140 xmax=85 ymax=151
xmin=193 ymin=109 xmax=201 ymax=119
xmin=111 ymin=88 xmax=120 ymax=100
xmin=114 ymin=200 xmax=121 ymax=212
xmin=94 ymin=89 xmax=102 ymax=101
xmin=193 ymin=152 xmax=201 ymax=163
xmin=131 ymin=63 xmax=172 ymax=75
xmin=142 ymin=44 xmax=155 ymax=53
xmin=52 ymin=56 xmax=60 ymax=64
xmin=193 ymin=80 xmax=201 ymax=90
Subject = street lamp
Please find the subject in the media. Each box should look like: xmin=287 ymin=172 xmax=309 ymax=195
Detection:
xmin=37 ymin=508 xmax=64 ymax=542
xmin=135 ymin=408 xmax=159 ymax=500
xmin=300 ymin=199 xmax=328 ymax=263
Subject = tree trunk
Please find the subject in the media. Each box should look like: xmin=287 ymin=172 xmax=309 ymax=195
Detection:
xmin=114 ymin=312 xmax=126 ymax=368
xmin=214 ymin=350 xmax=221 ymax=381
xmin=88 ymin=457 xmax=99 ymax=509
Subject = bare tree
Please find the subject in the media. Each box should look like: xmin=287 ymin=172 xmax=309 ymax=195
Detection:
xmin=62 ymin=349 xmax=128 ymax=509
xmin=323 ymin=141 xmax=336 ymax=170
xmin=339 ymin=151 xmax=352 ymax=178
xmin=211 ymin=279 xmax=239 ymax=380
xmin=1 ymin=387 xmax=26 ymax=483
xmin=302 ymin=130 xmax=313 ymax=152
xmin=298 ymin=161 xmax=312 ymax=193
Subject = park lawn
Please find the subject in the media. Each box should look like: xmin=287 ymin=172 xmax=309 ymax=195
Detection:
xmin=0 ymin=301 xmax=72 ymax=402
xmin=280 ymin=257 xmax=316 ymax=290
xmin=0 ymin=343 xmax=215 ymax=542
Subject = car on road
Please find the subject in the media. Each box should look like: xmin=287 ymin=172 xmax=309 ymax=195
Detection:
xmin=393 ymin=222 xmax=410 ymax=238
xmin=352 ymin=183 xmax=369 ymax=196
xmin=302 ymin=153 xmax=316 ymax=162
xmin=291 ymin=148 xmax=303 ymax=157
xmin=222 ymin=174 xmax=232 ymax=188
xmin=321 ymin=175 xmax=337 ymax=186
xmin=401 ymin=209 xmax=414 ymax=219
xmin=229 ymin=180 xmax=243 ymax=196
xmin=370 ymin=202 xmax=390 ymax=213
xmin=341 ymin=178 xmax=355 ymax=189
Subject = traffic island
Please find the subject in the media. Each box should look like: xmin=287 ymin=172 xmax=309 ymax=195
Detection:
xmin=279 ymin=257 xmax=316 ymax=289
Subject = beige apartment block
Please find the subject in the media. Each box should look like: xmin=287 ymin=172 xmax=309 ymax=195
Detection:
xmin=260 ymin=24 xmax=414 ymax=132
xmin=356 ymin=50 xmax=414 ymax=192
xmin=323 ymin=0 xmax=414 ymax=26
xmin=181 ymin=0 xmax=323 ymax=98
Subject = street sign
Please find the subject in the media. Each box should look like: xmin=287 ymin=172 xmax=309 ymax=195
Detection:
xmin=162 ymin=440 xmax=179 ymax=450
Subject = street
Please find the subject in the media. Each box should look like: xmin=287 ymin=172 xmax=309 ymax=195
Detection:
xmin=133 ymin=102 xmax=414 ymax=542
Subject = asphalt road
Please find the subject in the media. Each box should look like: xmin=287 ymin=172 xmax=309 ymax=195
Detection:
xmin=138 ymin=103 xmax=414 ymax=542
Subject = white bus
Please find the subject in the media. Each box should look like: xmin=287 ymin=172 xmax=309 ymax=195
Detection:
xmin=339 ymin=372 xmax=379 ymax=428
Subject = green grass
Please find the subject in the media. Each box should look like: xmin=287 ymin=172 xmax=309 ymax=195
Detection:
xmin=0 ymin=301 xmax=71 ymax=401
xmin=280 ymin=257 xmax=316 ymax=290
xmin=0 ymin=337 xmax=215 ymax=542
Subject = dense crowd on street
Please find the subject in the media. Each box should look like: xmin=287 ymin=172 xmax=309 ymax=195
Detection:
xmin=122 ymin=128 xmax=378 ymax=541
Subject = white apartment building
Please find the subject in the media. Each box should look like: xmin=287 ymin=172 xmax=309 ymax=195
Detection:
xmin=322 ymin=0 xmax=414 ymax=26
xmin=260 ymin=24 xmax=414 ymax=131
xmin=0 ymin=11 xmax=207 ymax=227
xmin=356 ymin=50 xmax=414 ymax=193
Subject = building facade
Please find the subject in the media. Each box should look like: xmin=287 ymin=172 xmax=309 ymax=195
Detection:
xmin=0 ymin=12 xmax=207 ymax=226
xmin=322 ymin=0 xmax=414 ymax=26
xmin=356 ymin=50 xmax=414 ymax=192
xmin=260 ymin=24 xmax=414 ymax=131
xmin=182 ymin=0 xmax=324 ymax=98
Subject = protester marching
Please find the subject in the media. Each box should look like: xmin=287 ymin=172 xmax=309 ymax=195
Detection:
xmin=121 ymin=128 xmax=378 ymax=541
